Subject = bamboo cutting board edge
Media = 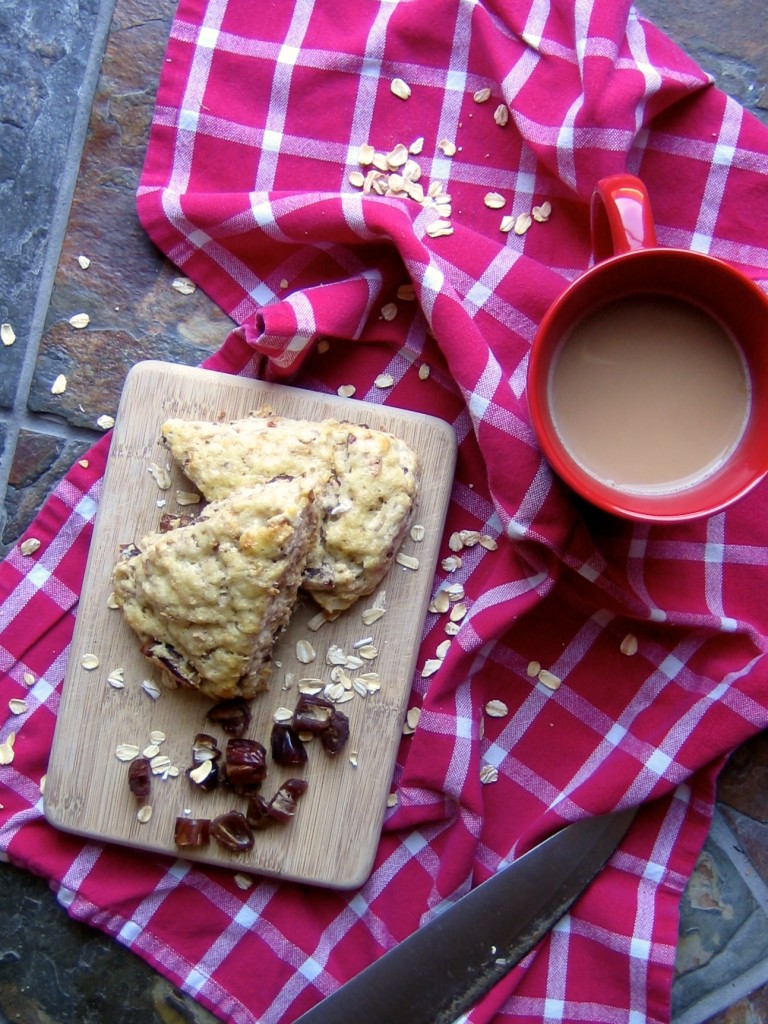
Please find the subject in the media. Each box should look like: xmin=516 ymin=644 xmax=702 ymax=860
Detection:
xmin=44 ymin=361 xmax=457 ymax=889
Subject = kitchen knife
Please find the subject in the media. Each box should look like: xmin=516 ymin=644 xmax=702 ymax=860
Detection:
xmin=293 ymin=806 xmax=636 ymax=1024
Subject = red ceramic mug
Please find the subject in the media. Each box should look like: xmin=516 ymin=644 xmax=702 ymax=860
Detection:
xmin=527 ymin=174 xmax=768 ymax=523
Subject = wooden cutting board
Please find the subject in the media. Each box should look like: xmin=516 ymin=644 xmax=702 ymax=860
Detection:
xmin=44 ymin=361 xmax=456 ymax=889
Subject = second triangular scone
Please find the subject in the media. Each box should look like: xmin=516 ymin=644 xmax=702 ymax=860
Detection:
xmin=112 ymin=476 xmax=320 ymax=700
xmin=161 ymin=411 xmax=419 ymax=614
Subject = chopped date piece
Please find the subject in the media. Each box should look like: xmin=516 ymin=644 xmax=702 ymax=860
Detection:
xmin=175 ymin=817 xmax=211 ymax=848
xmin=293 ymin=693 xmax=335 ymax=733
xmin=187 ymin=757 xmax=220 ymax=791
xmin=159 ymin=511 xmax=196 ymax=532
xmin=211 ymin=811 xmax=255 ymax=852
xmin=206 ymin=696 xmax=252 ymax=736
xmin=245 ymin=794 xmax=273 ymax=830
xmin=269 ymin=780 xmax=308 ymax=823
xmin=224 ymin=737 xmax=267 ymax=790
xmin=321 ymin=709 xmax=350 ymax=756
xmin=141 ymin=639 xmax=193 ymax=688
xmin=271 ymin=723 xmax=308 ymax=766
xmin=128 ymin=757 xmax=151 ymax=800
xmin=246 ymin=779 xmax=309 ymax=829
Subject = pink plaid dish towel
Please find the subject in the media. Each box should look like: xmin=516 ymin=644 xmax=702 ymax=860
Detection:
xmin=3 ymin=0 xmax=768 ymax=1021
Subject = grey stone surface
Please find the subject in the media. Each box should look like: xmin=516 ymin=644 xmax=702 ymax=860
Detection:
xmin=0 ymin=0 xmax=104 ymax=411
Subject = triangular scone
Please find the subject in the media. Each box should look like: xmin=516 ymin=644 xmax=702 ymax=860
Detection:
xmin=161 ymin=411 xmax=419 ymax=614
xmin=112 ymin=477 xmax=320 ymax=700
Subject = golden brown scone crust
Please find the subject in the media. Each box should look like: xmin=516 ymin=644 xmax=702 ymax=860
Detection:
xmin=161 ymin=411 xmax=419 ymax=613
xmin=112 ymin=477 xmax=319 ymax=700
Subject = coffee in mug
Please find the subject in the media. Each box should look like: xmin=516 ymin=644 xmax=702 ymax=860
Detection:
xmin=527 ymin=174 xmax=768 ymax=522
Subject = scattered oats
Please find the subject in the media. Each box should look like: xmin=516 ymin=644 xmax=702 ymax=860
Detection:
xmin=349 ymin=750 xmax=359 ymax=767
xmin=77 ymin=254 xmax=91 ymax=269
xmin=500 ymin=215 xmax=515 ymax=233
xmin=441 ymin=555 xmax=462 ymax=572
xmin=189 ymin=760 xmax=214 ymax=785
xmin=107 ymin=675 xmax=125 ymax=691
xmin=137 ymin=805 xmax=153 ymax=823
xmin=409 ymin=136 xmax=424 ymax=154
xmin=532 ymin=201 xmax=552 ymax=223
xmin=298 ymin=679 xmax=324 ymax=694
xmin=307 ymin=611 xmax=332 ymax=631
xmin=344 ymin=654 xmax=364 ymax=671
xmin=396 ymin=552 xmax=419 ymax=570
xmin=479 ymin=534 xmax=498 ymax=551
xmin=444 ymin=620 xmax=461 ymax=636
xmin=280 ymin=278 xmax=289 ymax=289
xmin=296 ymin=639 xmax=316 ymax=664
xmin=115 ymin=743 xmax=140 ymax=762
xmin=360 ymin=673 xmax=381 ymax=694
xmin=234 ymin=873 xmax=253 ymax=890
xmin=494 ymin=103 xmax=510 ymax=126
xmin=480 ymin=764 xmax=499 ymax=784
xmin=386 ymin=143 xmax=409 ymax=168
xmin=0 ymin=733 xmax=15 ymax=765
xmin=69 ymin=312 xmax=90 ymax=329
xmin=352 ymin=678 xmax=369 ymax=698
xmin=538 ymin=668 xmax=562 ymax=691
xmin=429 ymin=590 xmax=451 ymax=615
xmin=358 ymin=645 xmax=378 ymax=661
xmin=362 ymin=606 xmax=385 ymax=625
xmin=167 ymin=765 xmax=180 ymax=778
xmin=405 ymin=706 xmax=421 ymax=731
xmin=484 ymin=192 xmax=506 ymax=210
xmin=375 ymin=372 xmax=395 ymax=390
xmin=176 ymin=490 xmax=201 ymax=506
xmin=426 ymin=219 xmax=453 ymax=239
xmin=397 ymin=283 xmax=416 ymax=301
xmin=352 ymin=636 xmax=374 ymax=650
xmin=39 ymin=773 xmax=46 ymax=794
xmin=317 ymin=338 xmax=330 ymax=354
xmin=410 ymin=524 xmax=426 ymax=542
xmin=149 ymin=730 xmax=166 ymax=744
xmin=514 ymin=212 xmax=533 ymax=235
xmin=150 ymin=754 xmax=172 ymax=774
xmin=387 ymin=791 xmax=398 ymax=807
xmin=336 ymin=690 xmax=355 ymax=704
xmin=372 ymin=152 xmax=390 ymax=172
xmin=96 ymin=414 xmax=115 ymax=431
xmin=435 ymin=639 xmax=451 ymax=659
xmin=330 ymin=665 xmax=351 ymax=687
xmin=358 ymin=143 xmax=375 ymax=165
xmin=449 ymin=603 xmax=467 ymax=623
xmin=391 ymin=77 xmax=411 ymax=100
xmin=20 ymin=537 xmax=41 ymax=557
xmin=282 ymin=671 xmax=295 ymax=691
xmin=78 ymin=459 xmax=90 ymax=469
xmin=327 ymin=644 xmax=347 ymax=666
xmin=148 ymin=463 xmax=172 ymax=489
xmin=437 ymin=139 xmax=457 ymax=156
xmin=473 ymin=87 xmax=492 ymax=103
xmin=337 ymin=384 xmax=356 ymax=398
xmin=23 ymin=672 xmax=35 ymax=687
xmin=107 ymin=667 xmax=125 ymax=687
xmin=326 ymin=682 xmax=346 ymax=702
xmin=427 ymin=181 xmax=444 ymax=198
xmin=172 ymin=277 xmax=196 ymax=295
xmin=485 ymin=699 xmax=508 ymax=718
xmin=51 ymin=374 xmax=67 ymax=395
xmin=8 ymin=699 xmax=27 ymax=715
xmin=143 ymin=743 xmax=161 ymax=759
xmin=526 ymin=660 xmax=541 ymax=678
xmin=448 ymin=532 xmax=464 ymax=552
xmin=620 ymin=633 xmax=639 ymax=656
xmin=380 ymin=301 xmax=398 ymax=322
xmin=348 ymin=169 xmax=366 ymax=188
xmin=1 ymin=323 xmax=15 ymax=347
xmin=142 ymin=679 xmax=162 ymax=700
xmin=81 ymin=653 xmax=100 ymax=670
xmin=421 ymin=658 xmax=442 ymax=678
xmin=402 ymin=159 xmax=421 ymax=182
xmin=446 ymin=583 xmax=465 ymax=601
xmin=418 ymin=363 xmax=430 ymax=380
xmin=460 ymin=530 xmax=481 ymax=547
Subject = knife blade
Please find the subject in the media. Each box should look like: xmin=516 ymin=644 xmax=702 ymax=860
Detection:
xmin=293 ymin=807 xmax=636 ymax=1024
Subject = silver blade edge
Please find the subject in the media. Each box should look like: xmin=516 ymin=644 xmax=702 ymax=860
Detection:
xmin=293 ymin=807 xmax=636 ymax=1024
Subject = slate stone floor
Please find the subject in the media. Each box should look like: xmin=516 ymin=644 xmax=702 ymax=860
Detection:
xmin=1 ymin=0 xmax=768 ymax=1021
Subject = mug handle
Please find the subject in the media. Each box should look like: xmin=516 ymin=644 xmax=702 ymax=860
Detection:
xmin=590 ymin=174 xmax=658 ymax=261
